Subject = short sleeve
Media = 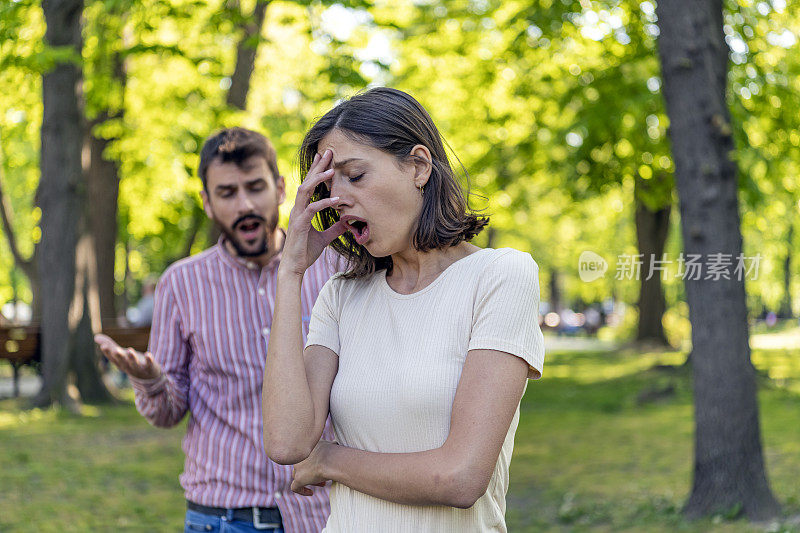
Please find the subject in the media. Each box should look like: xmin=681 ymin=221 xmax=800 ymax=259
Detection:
xmin=468 ymin=250 xmax=545 ymax=379
xmin=305 ymin=275 xmax=342 ymax=355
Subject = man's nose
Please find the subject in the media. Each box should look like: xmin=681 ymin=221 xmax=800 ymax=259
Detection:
xmin=236 ymin=190 xmax=255 ymax=213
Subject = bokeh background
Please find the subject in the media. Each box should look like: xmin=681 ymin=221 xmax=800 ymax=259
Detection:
xmin=1 ymin=1 xmax=799 ymax=531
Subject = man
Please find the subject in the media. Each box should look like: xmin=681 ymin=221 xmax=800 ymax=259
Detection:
xmin=96 ymin=128 xmax=337 ymax=532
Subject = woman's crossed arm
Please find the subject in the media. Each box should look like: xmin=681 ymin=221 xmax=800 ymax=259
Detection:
xmin=291 ymin=347 xmax=529 ymax=508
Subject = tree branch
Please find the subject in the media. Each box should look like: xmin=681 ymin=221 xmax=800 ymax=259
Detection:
xmin=226 ymin=0 xmax=270 ymax=110
xmin=0 ymin=148 xmax=34 ymax=276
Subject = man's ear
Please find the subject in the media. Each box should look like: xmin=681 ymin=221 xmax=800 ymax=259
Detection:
xmin=276 ymin=175 xmax=286 ymax=205
xmin=200 ymin=189 xmax=213 ymax=219
xmin=410 ymin=144 xmax=433 ymax=189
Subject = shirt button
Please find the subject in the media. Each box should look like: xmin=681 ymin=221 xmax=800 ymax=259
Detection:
xmin=262 ymin=327 xmax=270 ymax=337
xmin=258 ymin=288 xmax=266 ymax=296
xmin=246 ymin=261 xmax=256 ymax=269
xmin=275 ymin=491 xmax=282 ymax=499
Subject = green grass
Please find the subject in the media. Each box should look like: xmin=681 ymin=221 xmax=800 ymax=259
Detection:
xmin=0 ymin=391 xmax=187 ymax=532
xmin=506 ymin=348 xmax=800 ymax=532
xmin=1 ymin=347 xmax=799 ymax=532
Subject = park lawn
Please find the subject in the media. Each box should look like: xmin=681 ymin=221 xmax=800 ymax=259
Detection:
xmin=1 ymin=348 xmax=799 ymax=532
xmin=506 ymin=348 xmax=800 ymax=532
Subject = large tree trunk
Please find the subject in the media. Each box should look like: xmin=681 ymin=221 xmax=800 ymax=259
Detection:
xmin=35 ymin=0 xmax=86 ymax=407
xmin=634 ymin=192 xmax=671 ymax=346
xmin=656 ymin=0 xmax=780 ymax=520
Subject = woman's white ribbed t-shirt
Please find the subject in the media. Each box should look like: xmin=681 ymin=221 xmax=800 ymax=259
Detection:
xmin=305 ymin=247 xmax=545 ymax=532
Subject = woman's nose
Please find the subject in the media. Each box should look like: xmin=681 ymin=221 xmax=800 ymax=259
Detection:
xmin=329 ymin=177 xmax=345 ymax=201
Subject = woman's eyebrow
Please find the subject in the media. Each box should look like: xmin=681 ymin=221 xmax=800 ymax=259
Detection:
xmin=332 ymin=158 xmax=363 ymax=169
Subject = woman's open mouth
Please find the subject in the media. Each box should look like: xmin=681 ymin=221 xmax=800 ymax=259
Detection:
xmin=342 ymin=216 xmax=370 ymax=245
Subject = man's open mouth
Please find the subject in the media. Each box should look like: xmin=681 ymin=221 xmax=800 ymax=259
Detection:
xmin=236 ymin=219 xmax=263 ymax=241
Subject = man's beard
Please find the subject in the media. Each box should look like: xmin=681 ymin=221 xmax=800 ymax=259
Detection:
xmin=216 ymin=212 xmax=278 ymax=258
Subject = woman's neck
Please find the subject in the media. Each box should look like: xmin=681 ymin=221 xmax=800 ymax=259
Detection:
xmin=387 ymin=242 xmax=480 ymax=294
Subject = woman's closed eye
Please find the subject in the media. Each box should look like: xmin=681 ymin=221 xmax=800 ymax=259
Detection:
xmin=348 ymin=173 xmax=364 ymax=183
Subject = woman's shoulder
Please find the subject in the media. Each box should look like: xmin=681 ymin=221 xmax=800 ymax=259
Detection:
xmin=469 ymin=247 xmax=539 ymax=274
xmin=324 ymin=269 xmax=383 ymax=297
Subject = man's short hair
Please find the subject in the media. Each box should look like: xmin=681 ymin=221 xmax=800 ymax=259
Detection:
xmin=198 ymin=128 xmax=280 ymax=190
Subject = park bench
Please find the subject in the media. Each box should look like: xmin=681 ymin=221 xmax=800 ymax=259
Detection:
xmin=0 ymin=324 xmax=151 ymax=397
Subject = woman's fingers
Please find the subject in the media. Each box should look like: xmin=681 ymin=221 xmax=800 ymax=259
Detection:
xmin=303 ymin=196 xmax=340 ymax=221
xmin=299 ymin=169 xmax=334 ymax=206
xmin=309 ymin=151 xmax=324 ymax=174
xmin=320 ymin=220 xmax=347 ymax=246
xmin=296 ymin=151 xmax=334 ymax=207
xmin=290 ymin=479 xmax=313 ymax=496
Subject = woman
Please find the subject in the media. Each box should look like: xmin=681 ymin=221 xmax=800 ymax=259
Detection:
xmin=262 ymin=87 xmax=544 ymax=532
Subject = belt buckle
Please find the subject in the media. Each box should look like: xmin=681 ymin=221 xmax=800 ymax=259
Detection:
xmin=253 ymin=507 xmax=280 ymax=530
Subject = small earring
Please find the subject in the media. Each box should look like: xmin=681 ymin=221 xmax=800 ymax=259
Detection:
xmin=418 ymin=184 xmax=424 ymax=197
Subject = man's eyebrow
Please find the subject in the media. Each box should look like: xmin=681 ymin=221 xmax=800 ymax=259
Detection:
xmin=333 ymin=158 xmax=363 ymax=169
xmin=245 ymin=177 xmax=267 ymax=185
xmin=214 ymin=184 xmax=236 ymax=192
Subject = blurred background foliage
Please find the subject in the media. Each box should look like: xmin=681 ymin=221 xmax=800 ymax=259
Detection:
xmin=0 ymin=0 xmax=797 ymax=344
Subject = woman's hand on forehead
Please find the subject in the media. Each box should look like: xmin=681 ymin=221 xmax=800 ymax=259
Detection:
xmin=315 ymin=151 xmax=331 ymax=189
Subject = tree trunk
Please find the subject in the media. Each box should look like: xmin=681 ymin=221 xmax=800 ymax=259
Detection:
xmin=549 ymin=269 xmax=561 ymax=314
xmin=484 ymin=226 xmax=496 ymax=248
xmin=205 ymin=0 xmax=270 ymax=246
xmin=85 ymin=5 xmax=129 ymax=328
xmin=176 ymin=203 xmax=206 ymax=261
xmin=69 ymin=229 xmax=112 ymax=403
xmin=34 ymin=0 xmax=86 ymax=407
xmin=634 ymin=194 xmax=671 ymax=346
xmin=777 ymin=221 xmax=793 ymax=318
xmin=656 ymin=0 xmax=780 ymax=520
xmin=88 ymin=108 xmax=122 ymax=326
xmin=226 ymin=0 xmax=270 ymax=110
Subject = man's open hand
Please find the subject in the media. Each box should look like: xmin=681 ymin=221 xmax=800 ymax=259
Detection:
xmin=94 ymin=333 xmax=162 ymax=381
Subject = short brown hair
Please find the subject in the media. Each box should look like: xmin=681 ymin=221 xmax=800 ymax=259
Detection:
xmin=299 ymin=87 xmax=488 ymax=279
xmin=198 ymin=127 xmax=280 ymax=190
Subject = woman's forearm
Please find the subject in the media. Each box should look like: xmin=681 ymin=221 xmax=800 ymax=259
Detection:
xmin=320 ymin=443 xmax=488 ymax=509
xmin=262 ymin=270 xmax=319 ymax=464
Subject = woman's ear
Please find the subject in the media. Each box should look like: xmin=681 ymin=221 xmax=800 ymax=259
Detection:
xmin=409 ymin=144 xmax=433 ymax=188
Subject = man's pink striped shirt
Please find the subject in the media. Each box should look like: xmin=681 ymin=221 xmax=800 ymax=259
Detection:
xmin=130 ymin=238 xmax=338 ymax=532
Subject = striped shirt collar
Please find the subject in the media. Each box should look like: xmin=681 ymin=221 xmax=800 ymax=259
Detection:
xmin=216 ymin=230 xmax=285 ymax=272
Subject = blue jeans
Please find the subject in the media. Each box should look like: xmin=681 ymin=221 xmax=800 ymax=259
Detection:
xmin=184 ymin=509 xmax=284 ymax=533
